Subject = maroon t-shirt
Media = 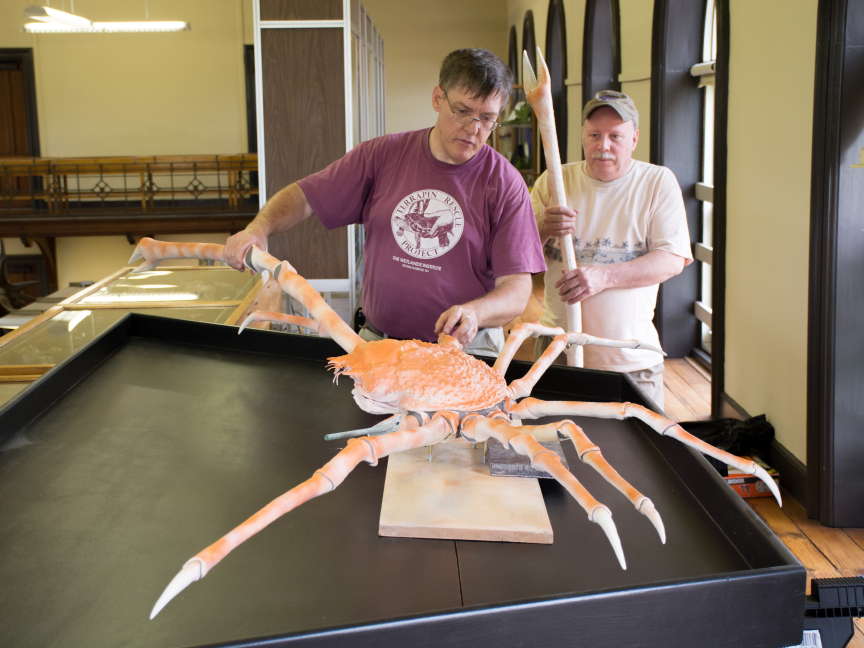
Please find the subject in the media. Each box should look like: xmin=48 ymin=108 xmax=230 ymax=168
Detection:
xmin=297 ymin=128 xmax=545 ymax=341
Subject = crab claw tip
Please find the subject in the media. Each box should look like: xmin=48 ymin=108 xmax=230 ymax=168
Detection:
xmin=592 ymin=507 xmax=626 ymax=570
xmin=752 ymin=464 xmax=782 ymax=507
xmin=128 ymin=247 xmax=143 ymax=264
xmin=150 ymin=561 xmax=202 ymax=620
xmin=238 ymin=314 xmax=256 ymax=334
xmin=639 ymin=499 xmax=666 ymax=544
xmin=522 ymin=50 xmax=537 ymax=90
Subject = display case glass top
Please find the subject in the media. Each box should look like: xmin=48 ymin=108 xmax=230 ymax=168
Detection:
xmin=79 ymin=268 xmax=257 ymax=304
xmin=0 ymin=307 xmax=236 ymax=367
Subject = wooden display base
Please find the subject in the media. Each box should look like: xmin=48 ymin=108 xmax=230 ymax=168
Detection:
xmin=379 ymin=440 xmax=553 ymax=544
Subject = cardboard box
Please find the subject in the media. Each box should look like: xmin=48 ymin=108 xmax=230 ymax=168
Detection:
xmin=724 ymin=456 xmax=780 ymax=499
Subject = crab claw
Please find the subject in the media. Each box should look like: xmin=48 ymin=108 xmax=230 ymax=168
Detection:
xmin=592 ymin=506 xmax=626 ymax=570
xmin=638 ymin=499 xmax=666 ymax=544
xmin=522 ymin=50 xmax=539 ymax=92
xmin=150 ymin=559 xmax=203 ymax=619
xmin=752 ymin=463 xmax=782 ymax=507
xmin=238 ymin=314 xmax=257 ymax=335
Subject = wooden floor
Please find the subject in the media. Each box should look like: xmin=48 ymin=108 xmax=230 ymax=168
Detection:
xmin=508 ymin=274 xmax=864 ymax=646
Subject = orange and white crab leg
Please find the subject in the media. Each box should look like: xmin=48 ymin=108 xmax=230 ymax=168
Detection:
xmin=494 ymin=322 xmax=665 ymax=377
xmin=128 ymin=238 xmax=230 ymax=272
xmin=511 ymin=397 xmax=782 ymax=507
xmin=127 ymin=238 xmax=362 ymax=353
xmin=524 ymin=47 xmax=581 ymax=368
xmin=461 ymin=413 xmax=626 ymax=569
xmin=518 ymin=419 xmax=665 ymax=543
xmin=238 ymin=311 xmax=330 ymax=338
xmin=150 ymin=411 xmax=459 ymax=619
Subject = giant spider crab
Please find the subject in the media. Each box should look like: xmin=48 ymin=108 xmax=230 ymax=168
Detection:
xmin=131 ymin=238 xmax=782 ymax=619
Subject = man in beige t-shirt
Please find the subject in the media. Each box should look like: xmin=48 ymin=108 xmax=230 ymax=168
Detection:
xmin=532 ymin=91 xmax=692 ymax=410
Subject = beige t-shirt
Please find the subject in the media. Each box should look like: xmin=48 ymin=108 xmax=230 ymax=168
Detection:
xmin=532 ymin=160 xmax=692 ymax=372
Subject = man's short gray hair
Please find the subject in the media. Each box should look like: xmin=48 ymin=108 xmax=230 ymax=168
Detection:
xmin=439 ymin=49 xmax=513 ymax=107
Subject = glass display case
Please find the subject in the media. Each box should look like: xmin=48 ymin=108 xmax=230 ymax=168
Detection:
xmin=0 ymin=265 xmax=271 ymax=407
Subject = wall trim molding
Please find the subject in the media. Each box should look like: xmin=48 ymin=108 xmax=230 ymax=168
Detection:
xmin=719 ymin=392 xmax=807 ymax=507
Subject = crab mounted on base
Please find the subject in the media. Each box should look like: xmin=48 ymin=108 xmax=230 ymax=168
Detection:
xmin=128 ymin=237 xmax=782 ymax=620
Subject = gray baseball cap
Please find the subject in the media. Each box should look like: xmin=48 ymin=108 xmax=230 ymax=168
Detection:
xmin=582 ymin=90 xmax=639 ymax=128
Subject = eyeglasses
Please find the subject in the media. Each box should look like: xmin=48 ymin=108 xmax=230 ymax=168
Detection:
xmin=443 ymin=92 xmax=500 ymax=131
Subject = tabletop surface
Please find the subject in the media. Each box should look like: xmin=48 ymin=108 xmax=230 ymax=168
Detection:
xmin=0 ymin=325 xmax=796 ymax=647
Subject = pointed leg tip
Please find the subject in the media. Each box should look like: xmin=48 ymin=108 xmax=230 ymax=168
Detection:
xmin=639 ymin=499 xmax=667 ymax=544
xmin=591 ymin=507 xmax=627 ymax=570
xmin=150 ymin=561 xmax=202 ymax=620
xmin=752 ymin=464 xmax=782 ymax=507
xmin=238 ymin=314 xmax=255 ymax=334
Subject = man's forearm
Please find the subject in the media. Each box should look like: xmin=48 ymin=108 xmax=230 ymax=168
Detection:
xmin=247 ymin=183 xmax=314 ymax=238
xmin=601 ymin=249 xmax=687 ymax=290
xmin=466 ymin=273 xmax=532 ymax=328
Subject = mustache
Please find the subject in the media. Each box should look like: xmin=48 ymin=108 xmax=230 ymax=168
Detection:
xmin=592 ymin=152 xmax=617 ymax=160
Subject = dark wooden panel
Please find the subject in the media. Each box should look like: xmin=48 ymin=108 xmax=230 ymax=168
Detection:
xmin=710 ymin=0 xmax=729 ymax=420
xmin=260 ymin=0 xmax=342 ymax=21
xmin=0 ymin=50 xmax=38 ymax=158
xmin=831 ymin=0 xmax=864 ymax=527
xmin=582 ymin=0 xmax=621 ymax=108
xmin=261 ymin=28 xmax=347 ymax=279
xmin=0 ymin=212 xmax=256 ymax=238
xmin=649 ymin=0 xmax=706 ymax=357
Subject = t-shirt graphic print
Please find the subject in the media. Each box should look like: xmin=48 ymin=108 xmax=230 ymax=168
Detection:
xmin=391 ymin=189 xmax=464 ymax=259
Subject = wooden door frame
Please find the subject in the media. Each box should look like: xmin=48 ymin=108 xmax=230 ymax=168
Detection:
xmin=0 ymin=49 xmax=40 ymax=157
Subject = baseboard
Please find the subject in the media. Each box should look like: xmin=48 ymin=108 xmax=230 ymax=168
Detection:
xmin=719 ymin=392 xmax=807 ymax=507
xmin=719 ymin=392 xmax=749 ymax=421
xmin=767 ymin=439 xmax=807 ymax=508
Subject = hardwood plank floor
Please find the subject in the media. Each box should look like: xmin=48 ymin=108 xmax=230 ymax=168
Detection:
xmin=506 ymin=273 xmax=863 ymax=645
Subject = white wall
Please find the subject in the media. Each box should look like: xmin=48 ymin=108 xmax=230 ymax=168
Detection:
xmin=619 ymin=0 xmax=652 ymax=164
xmin=724 ymin=0 xmax=818 ymax=463
xmin=0 ymin=0 xmax=251 ymax=286
xmin=362 ymin=0 xmax=510 ymax=135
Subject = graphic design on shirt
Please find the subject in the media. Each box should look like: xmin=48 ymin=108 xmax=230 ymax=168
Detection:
xmin=391 ymin=190 xmax=464 ymax=259
xmin=544 ymin=236 xmax=649 ymax=264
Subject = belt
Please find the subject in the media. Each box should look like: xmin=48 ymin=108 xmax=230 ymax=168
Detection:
xmin=362 ymin=318 xmax=405 ymax=341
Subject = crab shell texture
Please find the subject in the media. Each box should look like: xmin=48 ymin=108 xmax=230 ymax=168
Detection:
xmin=328 ymin=339 xmax=510 ymax=415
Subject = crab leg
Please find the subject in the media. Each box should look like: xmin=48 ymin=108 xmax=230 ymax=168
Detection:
xmin=461 ymin=413 xmax=626 ymax=570
xmin=127 ymin=238 xmax=362 ymax=353
xmin=523 ymin=419 xmax=665 ymax=543
xmin=524 ymin=48 xmax=581 ymax=368
xmin=511 ymin=398 xmax=782 ymax=507
xmin=494 ymin=322 xmax=664 ymax=377
xmin=238 ymin=311 xmax=330 ymax=337
xmin=150 ymin=411 xmax=459 ymax=619
xmin=128 ymin=238 xmax=228 ymax=271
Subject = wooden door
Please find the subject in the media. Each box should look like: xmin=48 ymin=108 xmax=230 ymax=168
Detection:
xmin=0 ymin=58 xmax=32 ymax=205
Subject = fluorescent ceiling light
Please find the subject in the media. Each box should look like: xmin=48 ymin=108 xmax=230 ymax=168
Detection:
xmin=24 ymin=21 xmax=189 ymax=33
xmin=24 ymin=5 xmax=92 ymax=28
xmin=22 ymin=5 xmax=189 ymax=34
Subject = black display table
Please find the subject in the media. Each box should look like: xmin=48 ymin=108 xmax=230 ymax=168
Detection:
xmin=0 ymin=314 xmax=805 ymax=647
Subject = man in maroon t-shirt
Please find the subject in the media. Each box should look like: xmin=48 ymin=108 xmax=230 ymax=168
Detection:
xmin=224 ymin=49 xmax=545 ymax=354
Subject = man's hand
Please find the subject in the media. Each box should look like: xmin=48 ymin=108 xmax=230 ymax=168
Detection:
xmin=555 ymin=266 xmax=609 ymax=304
xmin=538 ymin=205 xmax=579 ymax=242
xmin=223 ymin=183 xmax=314 ymax=272
xmin=224 ymin=226 xmax=268 ymax=272
xmin=434 ymin=304 xmax=480 ymax=347
xmin=555 ymin=250 xmax=689 ymax=305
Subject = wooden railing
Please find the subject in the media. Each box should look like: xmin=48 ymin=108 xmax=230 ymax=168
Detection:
xmin=0 ymin=154 xmax=259 ymax=238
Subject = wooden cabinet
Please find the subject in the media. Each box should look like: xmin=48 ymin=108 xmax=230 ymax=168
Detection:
xmin=253 ymin=0 xmax=384 ymax=316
